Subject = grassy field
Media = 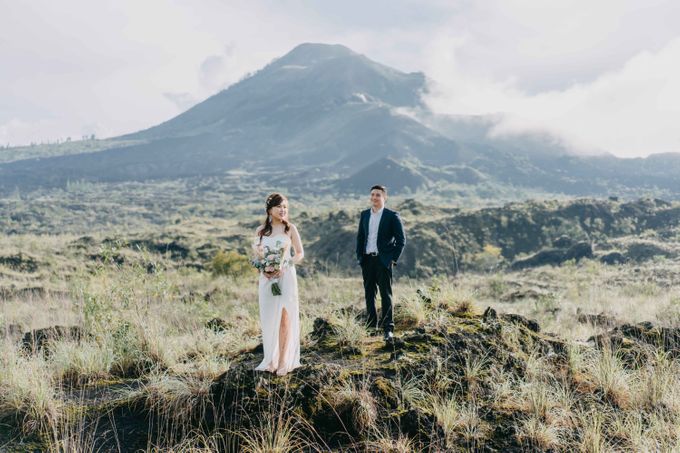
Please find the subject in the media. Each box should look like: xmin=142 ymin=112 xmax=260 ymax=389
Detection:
xmin=1 ymin=192 xmax=680 ymax=451
xmin=2 ymin=234 xmax=680 ymax=451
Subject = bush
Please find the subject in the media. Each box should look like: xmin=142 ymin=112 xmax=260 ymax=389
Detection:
xmin=468 ymin=244 xmax=504 ymax=272
xmin=210 ymin=250 xmax=252 ymax=277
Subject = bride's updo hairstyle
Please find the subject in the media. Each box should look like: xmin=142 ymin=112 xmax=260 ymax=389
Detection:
xmin=259 ymin=193 xmax=291 ymax=241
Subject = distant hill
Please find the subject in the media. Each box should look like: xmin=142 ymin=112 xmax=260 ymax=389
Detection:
xmin=299 ymin=197 xmax=680 ymax=277
xmin=1 ymin=42 xmax=680 ymax=197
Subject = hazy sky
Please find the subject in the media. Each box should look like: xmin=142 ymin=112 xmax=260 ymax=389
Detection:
xmin=2 ymin=0 xmax=680 ymax=157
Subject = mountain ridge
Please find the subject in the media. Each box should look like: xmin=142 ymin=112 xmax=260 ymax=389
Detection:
xmin=1 ymin=42 xmax=679 ymax=197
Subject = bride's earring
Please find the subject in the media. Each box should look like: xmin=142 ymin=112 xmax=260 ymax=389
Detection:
xmin=268 ymin=215 xmax=272 ymax=222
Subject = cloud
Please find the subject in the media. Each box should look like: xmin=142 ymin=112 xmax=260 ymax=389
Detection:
xmin=198 ymin=44 xmax=236 ymax=91
xmin=2 ymin=0 xmax=680 ymax=158
xmin=0 ymin=119 xmax=34 ymax=146
xmin=162 ymin=92 xmax=198 ymax=111
xmin=421 ymin=0 xmax=680 ymax=157
xmin=0 ymin=1 xmax=304 ymax=145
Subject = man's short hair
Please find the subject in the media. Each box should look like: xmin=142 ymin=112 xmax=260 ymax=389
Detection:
xmin=370 ymin=185 xmax=387 ymax=195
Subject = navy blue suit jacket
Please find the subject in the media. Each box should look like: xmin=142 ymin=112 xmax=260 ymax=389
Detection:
xmin=356 ymin=207 xmax=406 ymax=269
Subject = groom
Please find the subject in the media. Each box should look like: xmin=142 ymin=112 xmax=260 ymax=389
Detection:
xmin=356 ymin=185 xmax=406 ymax=343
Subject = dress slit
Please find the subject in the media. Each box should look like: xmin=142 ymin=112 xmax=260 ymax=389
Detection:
xmin=277 ymin=307 xmax=290 ymax=375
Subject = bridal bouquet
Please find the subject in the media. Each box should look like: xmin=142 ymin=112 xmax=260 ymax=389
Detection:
xmin=251 ymin=240 xmax=289 ymax=296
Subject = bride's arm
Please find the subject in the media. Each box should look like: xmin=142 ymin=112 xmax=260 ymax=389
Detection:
xmin=290 ymin=224 xmax=304 ymax=264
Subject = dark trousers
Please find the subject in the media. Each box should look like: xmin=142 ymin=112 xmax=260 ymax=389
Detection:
xmin=361 ymin=255 xmax=394 ymax=333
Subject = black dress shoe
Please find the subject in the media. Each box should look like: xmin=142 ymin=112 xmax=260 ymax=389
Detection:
xmin=383 ymin=331 xmax=394 ymax=342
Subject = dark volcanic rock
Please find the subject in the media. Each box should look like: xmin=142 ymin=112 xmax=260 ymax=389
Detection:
xmin=0 ymin=323 xmax=24 ymax=339
xmin=300 ymin=197 xmax=680 ymax=278
xmin=127 ymin=238 xmax=191 ymax=259
xmin=0 ymin=253 xmax=39 ymax=272
xmin=577 ymin=311 xmax=618 ymax=327
xmin=482 ymin=306 xmax=498 ymax=323
xmin=68 ymin=235 xmax=97 ymax=249
xmin=204 ymin=308 xmax=564 ymax=451
xmin=4 ymin=296 xmax=597 ymax=451
xmin=511 ymin=242 xmax=593 ymax=270
xmin=564 ymin=241 xmax=593 ymax=261
xmin=500 ymin=287 xmax=552 ymax=302
xmin=553 ymin=235 xmax=574 ymax=248
xmin=600 ymin=251 xmax=627 ymax=265
xmin=310 ymin=317 xmax=337 ymax=341
xmin=590 ymin=321 xmax=680 ymax=364
xmin=22 ymin=325 xmax=84 ymax=354
xmin=511 ymin=248 xmax=565 ymax=270
xmin=205 ymin=317 xmax=228 ymax=332
xmin=625 ymin=240 xmax=676 ymax=262
xmin=499 ymin=313 xmax=541 ymax=333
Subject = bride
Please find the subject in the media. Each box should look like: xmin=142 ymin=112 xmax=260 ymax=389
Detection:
xmin=252 ymin=193 xmax=304 ymax=375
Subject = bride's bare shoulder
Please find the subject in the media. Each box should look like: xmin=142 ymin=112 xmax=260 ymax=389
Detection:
xmin=255 ymin=224 xmax=264 ymax=234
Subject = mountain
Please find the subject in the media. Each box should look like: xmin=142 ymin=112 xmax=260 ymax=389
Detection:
xmin=1 ymin=42 xmax=679 ymax=197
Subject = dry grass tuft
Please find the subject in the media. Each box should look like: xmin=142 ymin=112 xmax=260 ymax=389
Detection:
xmin=332 ymin=380 xmax=378 ymax=435
xmin=236 ymin=409 xmax=320 ymax=453
xmin=515 ymin=415 xmax=561 ymax=450
xmin=332 ymin=310 xmax=368 ymax=354
xmin=0 ymin=343 xmax=61 ymax=435
xmin=366 ymin=432 xmax=415 ymax=453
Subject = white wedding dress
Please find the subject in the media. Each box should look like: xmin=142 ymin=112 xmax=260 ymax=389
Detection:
xmin=254 ymin=233 xmax=301 ymax=375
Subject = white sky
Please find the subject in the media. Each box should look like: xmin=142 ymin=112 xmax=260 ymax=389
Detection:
xmin=2 ymin=0 xmax=680 ymax=157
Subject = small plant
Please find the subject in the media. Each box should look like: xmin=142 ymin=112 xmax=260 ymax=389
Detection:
xmin=458 ymin=404 xmax=488 ymax=447
xmin=0 ymin=346 xmax=61 ymax=435
xmin=469 ymin=244 xmax=504 ymax=273
xmin=523 ymin=381 xmax=553 ymax=421
xmin=590 ymin=348 xmax=631 ymax=408
xmin=427 ymin=393 xmax=490 ymax=447
xmin=515 ymin=415 xmax=561 ymax=450
xmin=50 ymin=340 xmax=115 ymax=385
xmin=428 ymin=394 xmax=460 ymax=441
xmin=366 ymin=431 xmax=415 ymax=453
xmin=576 ymin=410 xmax=608 ymax=453
xmin=128 ymin=370 xmax=215 ymax=444
xmin=333 ymin=380 xmax=378 ymax=435
xmin=396 ymin=375 xmax=429 ymax=408
xmin=394 ymin=295 xmax=427 ymax=329
xmin=97 ymin=239 xmax=126 ymax=266
xmin=332 ymin=311 xmax=367 ymax=354
xmin=211 ymin=250 xmax=253 ymax=278
xmin=487 ymin=274 xmax=506 ymax=299
xmin=463 ymin=352 xmax=489 ymax=398
xmin=237 ymin=408 xmax=318 ymax=453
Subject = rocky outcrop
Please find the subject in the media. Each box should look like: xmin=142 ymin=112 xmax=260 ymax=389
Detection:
xmin=511 ymin=241 xmax=593 ymax=270
xmin=0 ymin=253 xmax=39 ymax=272
xmin=590 ymin=321 xmax=680 ymax=364
xmin=599 ymin=251 xmax=627 ymax=265
xmin=205 ymin=307 xmax=563 ymax=451
xmin=577 ymin=311 xmax=618 ymax=328
xmin=7 ymin=300 xmax=679 ymax=451
xmin=22 ymin=325 xmax=84 ymax=354
xmin=0 ymin=323 xmax=23 ymax=339
xmin=500 ymin=287 xmax=554 ymax=302
xmin=624 ymin=240 xmax=677 ymax=262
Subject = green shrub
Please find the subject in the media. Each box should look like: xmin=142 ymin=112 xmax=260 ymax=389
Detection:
xmin=211 ymin=250 xmax=252 ymax=277
xmin=468 ymin=244 xmax=505 ymax=272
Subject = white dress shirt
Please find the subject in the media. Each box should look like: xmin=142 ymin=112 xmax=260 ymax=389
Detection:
xmin=365 ymin=207 xmax=384 ymax=254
